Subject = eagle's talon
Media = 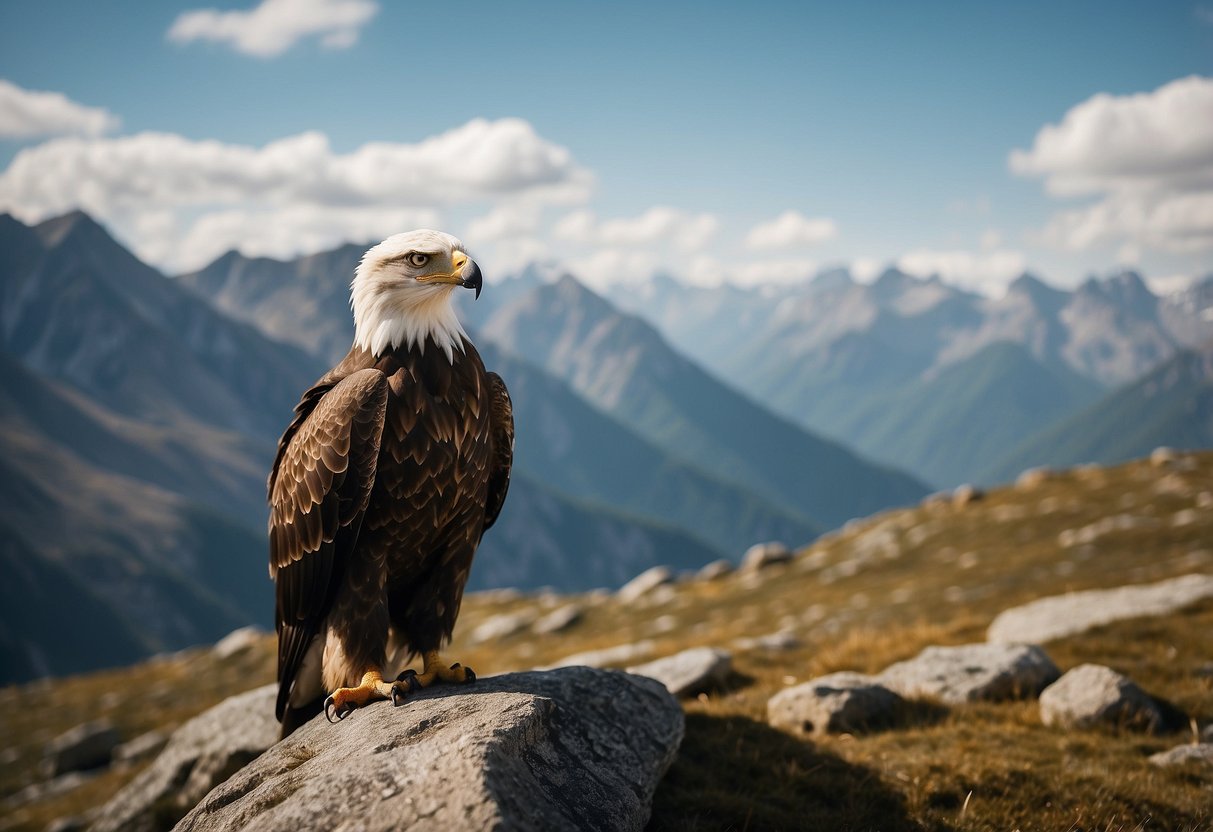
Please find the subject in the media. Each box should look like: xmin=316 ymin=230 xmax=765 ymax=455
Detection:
xmin=324 ymin=696 xmax=338 ymax=723
xmin=464 ymin=667 xmax=476 ymax=683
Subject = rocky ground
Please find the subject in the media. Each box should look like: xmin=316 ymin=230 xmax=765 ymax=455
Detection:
xmin=2 ymin=450 xmax=1211 ymax=831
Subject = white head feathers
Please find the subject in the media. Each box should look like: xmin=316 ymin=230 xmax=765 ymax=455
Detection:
xmin=350 ymin=229 xmax=472 ymax=362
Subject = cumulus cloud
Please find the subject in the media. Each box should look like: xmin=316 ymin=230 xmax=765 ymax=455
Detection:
xmin=0 ymin=117 xmax=590 ymax=271
xmin=897 ymin=248 xmax=1027 ymax=295
xmin=744 ymin=210 xmax=838 ymax=249
xmin=168 ymin=0 xmax=379 ymax=57
xmin=464 ymin=202 xmax=543 ymax=242
xmin=553 ymin=207 xmax=718 ymax=252
xmin=1011 ymin=75 xmax=1213 ymax=254
xmin=0 ymin=79 xmax=119 ymax=139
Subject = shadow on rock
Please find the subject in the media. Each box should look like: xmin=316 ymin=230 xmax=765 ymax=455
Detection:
xmin=648 ymin=713 xmax=933 ymax=831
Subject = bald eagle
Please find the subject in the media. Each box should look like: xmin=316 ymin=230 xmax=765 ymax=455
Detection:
xmin=268 ymin=230 xmax=513 ymax=737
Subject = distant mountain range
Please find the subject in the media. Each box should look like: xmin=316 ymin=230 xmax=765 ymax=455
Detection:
xmin=607 ymin=267 xmax=1213 ymax=487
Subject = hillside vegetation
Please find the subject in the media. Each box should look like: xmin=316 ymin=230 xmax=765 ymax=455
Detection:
xmin=2 ymin=452 xmax=1210 ymax=831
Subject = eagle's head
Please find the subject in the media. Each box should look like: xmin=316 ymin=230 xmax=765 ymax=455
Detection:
xmin=350 ymin=229 xmax=483 ymax=361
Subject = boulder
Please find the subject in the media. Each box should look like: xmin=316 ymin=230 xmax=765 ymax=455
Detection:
xmin=952 ymin=484 xmax=984 ymax=507
xmin=1039 ymin=664 xmax=1180 ymax=733
xmin=43 ymin=720 xmax=119 ymax=777
xmin=89 ymin=684 xmax=279 ymax=832
xmin=627 ymin=647 xmax=732 ymax=697
xmin=987 ymin=574 xmax=1213 ymax=645
xmin=741 ymin=542 xmax=793 ymax=571
xmin=467 ymin=611 xmax=536 ymax=644
xmin=112 ymin=730 xmax=169 ymax=766
xmin=532 ymin=604 xmax=583 ymax=635
xmin=617 ymin=566 xmax=674 ymax=603
xmin=547 ymin=640 xmax=655 ymax=670
xmin=212 ymin=626 xmax=263 ymax=660
xmin=696 ymin=559 xmax=734 ymax=581
xmin=1015 ymin=467 xmax=1053 ymax=489
xmin=174 ymin=668 xmax=683 ymax=832
xmin=732 ymin=629 xmax=801 ymax=652
xmin=878 ymin=643 xmax=1059 ymax=705
xmin=1149 ymin=744 xmax=1213 ymax=767
xmin=767 ymin=672 xmax=904 ymax=736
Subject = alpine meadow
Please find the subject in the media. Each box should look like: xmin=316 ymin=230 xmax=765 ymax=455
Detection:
xmin=1 ymin=3 xmax=1211 ymax=831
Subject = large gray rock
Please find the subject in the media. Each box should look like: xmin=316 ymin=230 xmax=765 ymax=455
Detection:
xmin=627 ymin=647 xmax=732 ymax=697
xmin=1149 ymin=744 xmax=1213 ymax=767
xmin=741 ymin=542 xmax=793 ymax=571
xmin=44 ymin=720 xmax=120 ymax=777
xmin=879 ymin=643 xmax=1059 ymax=705
xmin=768 ymin=672 xmax=904 ymax=736
xmin=1039 ymin=664 xmax=1179 ymax=733
xmin=89 ymin=685 xmax=279 ymax=832
xmin=987 ymin=574 xmax=1213 ymax=645
xmin=175 ymin=668 xmax=683 ymax=832
xmin=532 ymin=603 xmax=583 ymax=635
xmin=617 ymin=566 xmax=674 ymax=603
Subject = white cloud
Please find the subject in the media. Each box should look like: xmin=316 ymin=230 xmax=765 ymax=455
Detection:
xmin=744 ymin=210 xmax=838 ymax=249
xmin=553 ymin=207 xmax=718 ymax=252
xmin=897 ymin=248 xmax=1027 ymax=296
xmin=1011 ymin=75 xmax=1213 ymax=255
xmin=0 ymin=117 xmax=590 ymax=272
xmin=0 ymin=79 xmax=119 ymax=139
xmin=850 ymin=257 xmax=883 ymax=283
xmin=979 ymin=228 xmax=1002 ymax=250
xmin=464 ymin=202 xmax=543 ymax=242
xmin=168 ymin=0 xmax=379 ymax=57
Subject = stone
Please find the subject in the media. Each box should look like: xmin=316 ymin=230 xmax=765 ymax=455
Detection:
xmin=627 ymin=647 xmax=732 ymax=697
xmin=952 ymin=484 xmax=984 ymax=507
xmin=1016 ymin=467 xmax=1053 ymax=489
xmin=548 ymin=640 xmax=656 ymax=669
xmin=617 ymin=566 xmax=675 ymax=603
xmin=1149 ymin=744 xmax=1213 ymax=767
xmin=741 ymin=542 xmax=793 ymax=571
xmin=174 ymin=668 xmax=683 ymax=832
xmin=532 ymin=603 xmax=583 ymax=635
xmin=43 ymin=720 xmax=119 ymax=777
xmin=212 ymin=626 xmax=263 ymax=660
xmin=89 ymin=684 xmax=280 ymax=832
xmin=1039 ymin=664 xmax=1180 ymax=733
xmin=768 ymin=672 xmax=905 ymax=736
xmin=1150 ymin=446 xmax=1177 ymax=467
xmin=987 ymin=574 xmax=1213 ymax=645
xmin=467 ymin=611 xmax=536 ymax=644
xmin=878 ymin=643 xmax=1059 ymax=705
xmin=732 ymin=629 xmax=801 ymax=652
xmin=696 ymin=559 xmax=734 ymax=580
xmin=112 ymin=730 xmax=168 ymax=765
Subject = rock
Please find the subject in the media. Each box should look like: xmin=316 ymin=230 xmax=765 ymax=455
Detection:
xmin=6 ymin=771 xmax=93 ymax=809
xmin=174 ymin=668 xmax=683 ymax=832
xmin=212 ymin=626 xmax=263 ymax=660
xmin=732 ymin=629 xmax=801 ymax=652
xmin=768 ymin=672 xmax=905 ymax=736
xmin=1039 ymin=664 xmax=1180 ymax=733
xmin=89 ymin=685 xmax=279 ymax=832
xmin=112 ymin=730 xmax=169 ymax=766
xmin=1150 ymin=446 xmax=1177 ymax=467
xmin=696 ymin=559 xmax=734 ymax=580
xmin=43 ymin=720 xmax=119 ymax=777
xmin=878 ymin=643 xmax=1059 ymax=705
xmin=1204 ymin=723 xmax=1213 ymax=742
xmin=532 ymin=604 xmax=583 ymax=635
xmin=548 ymin=640 xmax=656 ymax=669
xmin=741 ymin=542 xmax=793 ymax=571
xmin=1016 ymin=467 xmax=1053 ymax=489
xmin=627 ymin=647 xmax=732 ymax=697
xmin=952 ymin=484 xmax=984 ymax=507
xmin=46 ymin=815 xmax=90 ymax=832
xmin=467 ymin=611 xmax=536 ymax=644
xmin=987 ymin=574 xmax=1213 ymax=644
xmin=617 ymin=566 xmax=674 ymax=603
xmin=1150 ymin=744 xmax=1213 ymax=767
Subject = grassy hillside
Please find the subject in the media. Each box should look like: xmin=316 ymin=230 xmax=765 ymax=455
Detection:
xmin=2 ymin=452 xmax=1210 ymax=831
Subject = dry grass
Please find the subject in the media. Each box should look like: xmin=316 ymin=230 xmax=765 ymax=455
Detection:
xmin=2 ymin=453 xmax=1211 ymax=831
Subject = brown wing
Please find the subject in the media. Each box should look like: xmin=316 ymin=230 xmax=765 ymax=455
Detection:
xmin=268 ymin=368 xmax=387 ymax=721
xmin=482 ymin=371 xmax=513 ymax=532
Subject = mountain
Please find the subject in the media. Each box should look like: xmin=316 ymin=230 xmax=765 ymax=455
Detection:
xmin=480 ymin=275 xmax=929 ymax=528
xmin=181 ymin=246 xmax=821 ymax=553
xmin=982 ymin=340 xmax=1213 ymax=483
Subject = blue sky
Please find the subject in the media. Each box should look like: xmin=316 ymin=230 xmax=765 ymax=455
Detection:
xmin=1 ymin=0 xmax=1210 ymax=293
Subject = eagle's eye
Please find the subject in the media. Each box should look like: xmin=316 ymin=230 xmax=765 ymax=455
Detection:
xmin=407 ymin=252 xmax=430 ymax=268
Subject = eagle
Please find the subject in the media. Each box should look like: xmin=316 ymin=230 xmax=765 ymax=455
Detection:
xmin=267 ymin=230 xmax=513 ymax=737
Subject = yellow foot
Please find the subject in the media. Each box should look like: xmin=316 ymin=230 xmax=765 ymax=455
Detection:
xmin=324 ymin=671 xmax=394 ymax=722
xmin=391 ymin=650 xmax=477 ymax=706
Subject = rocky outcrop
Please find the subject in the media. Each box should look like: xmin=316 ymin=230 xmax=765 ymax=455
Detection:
xmin=628 ymin=647 xmax=732 ymax=697
xmin=741 ymin=542 xmax=793 ymax=571
xmin=174 ymin=668 xmax=683 ymax=832
xmin=878 ymin=644 xmax=1059 ymax=705
xmin=44 ymin=720 xmax=119 ymax=777
xmin=1039 ymin=664 xmax=1183 ymax=733
xmin=89 ymin=685 xmax=279 ymax=832
xmin=1149 ymin=744 xmax=1213 ymax=767
xmin=617 ymin=566 xmax=675 ymax=603
xmin=768 ymin=672 xmax=905 ymax=737
xmin=987 ymin=574 xmax=1213 ymax=644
